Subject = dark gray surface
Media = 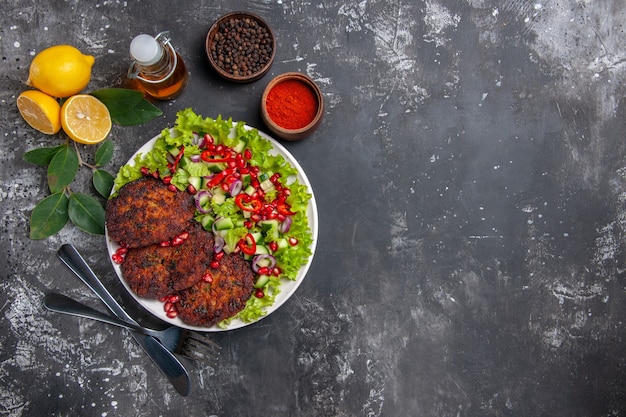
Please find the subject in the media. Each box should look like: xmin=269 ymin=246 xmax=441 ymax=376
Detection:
xmin=1 ymin=1 xmax=625 ymax=416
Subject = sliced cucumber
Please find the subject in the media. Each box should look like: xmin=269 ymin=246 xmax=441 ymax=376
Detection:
xmin=213 ymin=216 xmax=234 ymax=231
xmin=260 ymin=178 xmax=274 ymax=191
xmin=231 ymin=139 xmax=246 ymax=153
xmin=254 ymin=275 xmax=270 ymax=289
xmin=254 ymin=244 xmax=269 ymax=255
xmin=188 ymin=176 xmax=202 ymax=191
xmin=212 ymin=193 xmax=226 ymax=205
xmin=199 ymin=214 xmax=215 ymax=230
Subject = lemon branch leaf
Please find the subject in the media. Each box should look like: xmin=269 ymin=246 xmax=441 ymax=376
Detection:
xmin=95 ymin=139 xmax=114 ymax=166
xmin=91 ymin=88 xmax=162 ymax=126
xmin=23 ymin=144 xmax=66 ymax=166
xmin=93 ymin=169 xmax=115 ymax=198
xmin=68 ymin=192 xmax=106 ymax=235
xmin=29 ymin=192 xmax=69 ymax=239
xmin=47 ymin=144 xmax=79 ymax=193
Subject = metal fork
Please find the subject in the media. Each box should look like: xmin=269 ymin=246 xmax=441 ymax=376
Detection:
xmin=56 ymin=243 xmax=220 ymax=365
xmin=44 ymin=292 xmax=221 ymax=364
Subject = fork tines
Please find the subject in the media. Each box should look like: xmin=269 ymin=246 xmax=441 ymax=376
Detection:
xmin=178 ymin=330 xmax=222 ymax=364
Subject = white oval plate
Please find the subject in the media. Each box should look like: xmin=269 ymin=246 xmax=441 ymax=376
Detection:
xmin=106 ymin=125 xmax=318 ymax=331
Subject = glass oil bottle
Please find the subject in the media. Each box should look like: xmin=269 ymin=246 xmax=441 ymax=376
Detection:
xmin=127 ymin=31 xmax=189 ymax=100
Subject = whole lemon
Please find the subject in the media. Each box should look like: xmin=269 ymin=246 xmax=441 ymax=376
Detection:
xmin=26 ymin=45 xmax=95 ymax=98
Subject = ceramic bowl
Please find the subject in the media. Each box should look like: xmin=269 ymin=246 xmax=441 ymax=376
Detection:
xmin=205 ymin=12 xmax=276 ymax=83
xmin=260 ymin=72 xmax=324 ymax=141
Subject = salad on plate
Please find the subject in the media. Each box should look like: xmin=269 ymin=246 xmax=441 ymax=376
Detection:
xmin=107 ymin=108 xmax=317 ymax=330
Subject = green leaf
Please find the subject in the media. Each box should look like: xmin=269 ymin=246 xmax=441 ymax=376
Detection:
xmin=23 ymin=145 xmax=66 ymax=166
xmin=93 ymin=169 xmax=115 ymax=198
xmin=29 ymin=192 xmax=69 ymax=239
xmin=95 ymin=139 xmax=114 ymax=166
xmin=91 ymin=88 xmax=162 ymax=126
xmin=68 ymin=192 xmax=105 ymax=235
xmin=47 ymin=145 xmax=79 ymax=193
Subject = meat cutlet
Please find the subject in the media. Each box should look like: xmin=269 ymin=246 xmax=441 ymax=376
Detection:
xmin=106 ymin=176 xmax=195 ymax=248
xmin=121 ymin=223 xmax=216 ymax=299
xmin=176 ymin=253 xmax=255 ymax=327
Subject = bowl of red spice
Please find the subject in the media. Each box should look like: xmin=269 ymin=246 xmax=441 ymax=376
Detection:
xmin=261 ymin=72 xmax=324 ymax=141
xmin=206 ymin=12 xmax=276 ymax=83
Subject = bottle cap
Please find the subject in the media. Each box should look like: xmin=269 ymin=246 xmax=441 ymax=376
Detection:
xmin=130 ymin=34 xmax=163 ymax=66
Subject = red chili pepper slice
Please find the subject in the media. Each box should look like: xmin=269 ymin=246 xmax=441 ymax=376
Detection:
xmin=170 ymin=146 xmax=185 ymax=173
xmin=206 ymin=171 xmax=228 ymax=188
xmin=276 ymin=202 xmax=296 ymax=216
xmin=200 ymin=149 xmax=231 ymax=163
xmin=235 ymin=194 xmax=263 ymax=213
xmin=238 ymin=233 xmax=257 ymax=255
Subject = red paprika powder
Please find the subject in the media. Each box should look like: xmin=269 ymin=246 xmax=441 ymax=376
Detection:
xmin=265 ymin=79 xmax=318 ymax=130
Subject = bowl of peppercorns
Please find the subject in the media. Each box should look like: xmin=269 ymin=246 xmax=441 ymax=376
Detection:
xmin=206 ymin=12 xmax=276 ymax=83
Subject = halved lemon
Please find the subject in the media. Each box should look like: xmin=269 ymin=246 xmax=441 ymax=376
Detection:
xmin=61 ymin=94 xmax=112 ymax=144
xmin=16 ymin=90 xmax=62 ymax=134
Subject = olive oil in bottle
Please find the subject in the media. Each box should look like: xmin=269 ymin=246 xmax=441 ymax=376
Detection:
xmin=128 ymin=32 xmax=188 ymax=100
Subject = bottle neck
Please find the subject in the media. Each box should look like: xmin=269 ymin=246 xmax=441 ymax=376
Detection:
xmin=136 ymin=46 xmax=175 ymax=81
xmin=128 ymin=34 xmax=178 ymax=83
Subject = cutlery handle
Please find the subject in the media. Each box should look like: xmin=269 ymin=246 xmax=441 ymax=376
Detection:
xmin=44 ymin=292 xmax=148 ymax=335
xmin=57 ymin=244 xmax=135 ymax=324
xmin=56 ymin=243 xmax=190 ymax=397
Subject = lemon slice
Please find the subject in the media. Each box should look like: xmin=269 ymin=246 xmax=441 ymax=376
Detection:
xmin=16 ymin=90 xmax=62 ymax=135
xmin=61 ymin=94 xmax=112 ymax=144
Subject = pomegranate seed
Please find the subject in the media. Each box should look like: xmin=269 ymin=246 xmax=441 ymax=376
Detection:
xmin=202 ymin=272 xmax=213 ymax=283
xmin=164 ymin=300 xmax=173 ymax=312
xmin=257 ymin=267 xmax=270 ymax=275
xmin=140 ymin=167 xmax=150 ymax=176
xmin=204 ymin=133 xmax=214 ymax=144
xmin=158 ymin=295 xmax=168 ymax=302
xmin=116 ymin=247 xmax=128 ymax=256
xmin=289 ymin=237 xmax=299 ymax=246
xmin=244 ymin=221 xmax=254 ymax=229
xmin=162 ymin=176 xmax=172 ymax=185
xmin=272 ymin=267 xmax=281 ymax=276
xmin=152 ymin=171 xmax=160 ymax=179
xmin=171 ymin=237 xmax=184 ymax=246
xmin=168 ymin=184 xmax=178 ymax=192
xmin=214 ymin=251 xmax=225 ymax=260
xmin=159 ymin=240 xmax=171 ymax=247
xmin=111 ymin=253 xmax=124 ymax=264
xmin=210 ymin=260 xmax=220 ymax=269
xmin=255 ymin=289 xmax=265 ymax=298
xmin=244 ymin=149 xmax=252 ymax=160
xmin=268 ymin=242 xmax=278 ymax=252
xmin=166 ymin=310 xmax=178 ymax=318
xmin=187 ymin=184 xmax=197 ymax=194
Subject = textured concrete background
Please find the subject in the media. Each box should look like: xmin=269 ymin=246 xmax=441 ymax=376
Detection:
xmin=1 ymin=1 xmax=625 ymax=416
